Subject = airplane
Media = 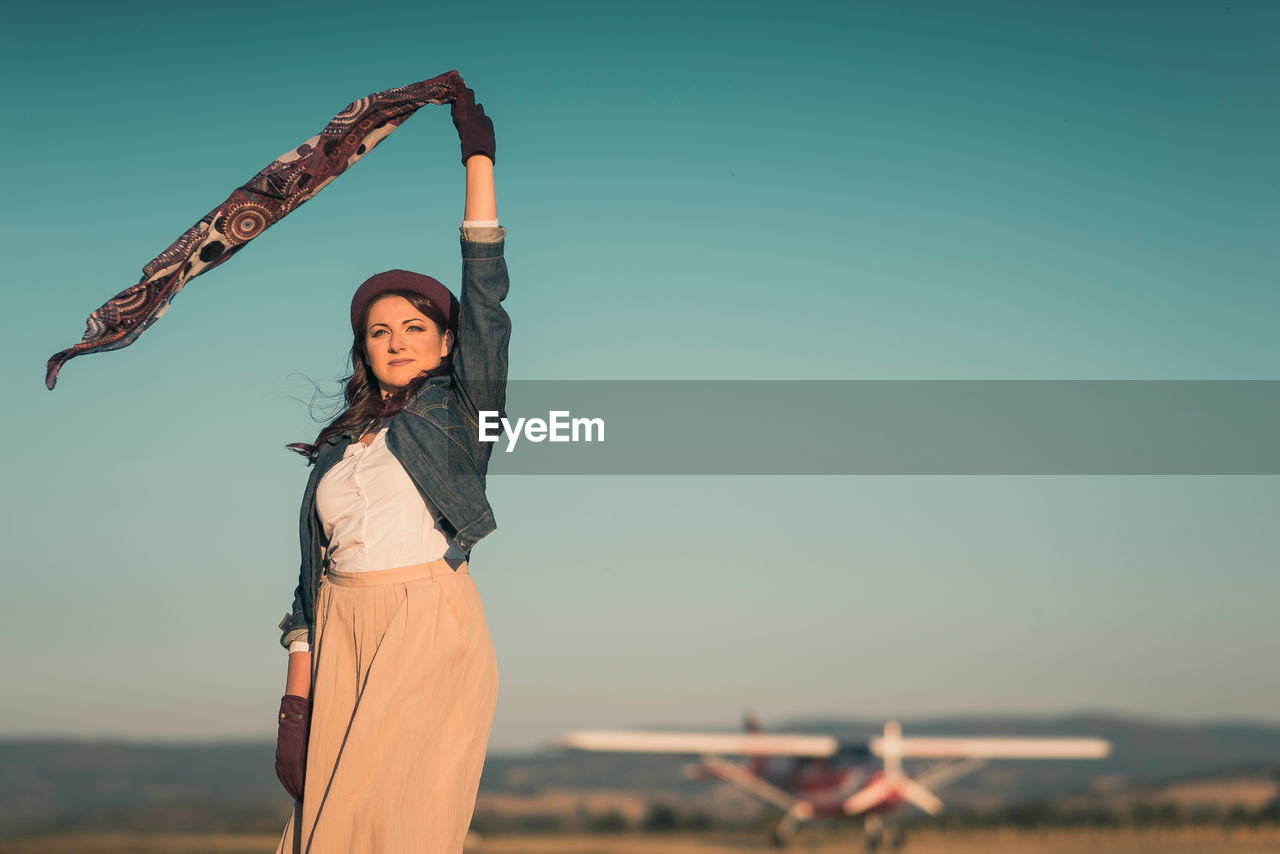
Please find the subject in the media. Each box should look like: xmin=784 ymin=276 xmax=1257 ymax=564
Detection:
xmin=559 ymin=715 xmax=1111 ymax=850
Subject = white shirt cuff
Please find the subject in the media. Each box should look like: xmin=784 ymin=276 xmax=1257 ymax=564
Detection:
xmin=460 ymin=221 xmax=504 ymax=244
xmin=288 ymin=641 xmax=312 ymax=654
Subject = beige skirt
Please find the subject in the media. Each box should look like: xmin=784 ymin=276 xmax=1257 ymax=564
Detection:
xmin=276 ymin=560 xmax=499 ymax=854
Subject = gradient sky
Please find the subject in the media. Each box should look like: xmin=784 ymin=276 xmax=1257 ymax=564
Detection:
xmin=2 ymin=1 xmax=1277 ymax=751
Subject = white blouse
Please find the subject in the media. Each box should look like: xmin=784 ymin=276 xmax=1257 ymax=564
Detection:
xmin=317 ymin=427 xmax=455 ymax=571
xmin=288 ymin=428 xmax=458 ymax=653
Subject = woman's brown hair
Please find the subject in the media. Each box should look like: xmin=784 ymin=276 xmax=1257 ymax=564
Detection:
xmin=287 ymin=290 xmax=452 ymax=464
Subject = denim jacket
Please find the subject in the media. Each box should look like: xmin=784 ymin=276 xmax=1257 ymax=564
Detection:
xmin=278 ymin=227 xmax=510 ymax=649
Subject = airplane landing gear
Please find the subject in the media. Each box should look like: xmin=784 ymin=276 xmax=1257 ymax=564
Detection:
xmin=767 ymin=812 xmax=798 ymax=848
xmin=861 ymin=815 xmax=905 ymax=850
xmin=766 ymin=802 xmax=812 ymax=848
xmin=863 ymin=815 xmax=884 ymax=851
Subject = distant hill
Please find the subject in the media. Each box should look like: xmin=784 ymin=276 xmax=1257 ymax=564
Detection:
xmin=3 ymin=714 xmax=1279 ymax=835
xmin=0 ymin=740 xmax=288 ymax=835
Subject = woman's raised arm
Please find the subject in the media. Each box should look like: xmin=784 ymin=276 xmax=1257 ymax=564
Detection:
xmin=446 ymin=82 xmax=509 ymax=422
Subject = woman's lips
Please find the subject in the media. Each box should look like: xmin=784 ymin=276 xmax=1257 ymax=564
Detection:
xmin=388 ymin=359 xmax=414 ymax=366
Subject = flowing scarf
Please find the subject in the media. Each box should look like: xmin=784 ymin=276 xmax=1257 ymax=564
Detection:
xmin=45 ymin=71 xmax=462 ymax=389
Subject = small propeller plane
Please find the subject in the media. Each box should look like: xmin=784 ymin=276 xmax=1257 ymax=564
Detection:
xmin=559 ymin=715 xmax=1111 ymax=850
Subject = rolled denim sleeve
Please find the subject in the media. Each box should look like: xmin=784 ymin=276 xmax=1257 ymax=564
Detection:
xmin=278 ymin=583 xmax=310 ymax=650
xmin=452 ymin=226 xmax=510 ymax=420
xmin=278 ymin=465 xmax=324 ymax=651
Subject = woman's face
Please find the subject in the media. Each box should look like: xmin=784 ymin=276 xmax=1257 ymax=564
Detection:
xmin=363 ymin=295 xmax=451 ymax=394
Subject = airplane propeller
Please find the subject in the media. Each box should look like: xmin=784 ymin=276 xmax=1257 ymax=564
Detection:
xmin=843 ymin=721 xmax=945 ymax=817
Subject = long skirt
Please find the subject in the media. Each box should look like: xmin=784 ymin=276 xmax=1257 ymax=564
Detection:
xmin=275 ymin=560 xmax=499 ymax=854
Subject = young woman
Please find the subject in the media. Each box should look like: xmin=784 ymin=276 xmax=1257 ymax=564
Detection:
xmin=272 ymin=81 xmax=508 ymax=854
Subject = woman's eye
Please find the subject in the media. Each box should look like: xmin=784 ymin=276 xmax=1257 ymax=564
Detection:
xmin=407 ymin=325 xmax=425 ymax=333
xmin=369 ymin=329 xmax=387 ymax=338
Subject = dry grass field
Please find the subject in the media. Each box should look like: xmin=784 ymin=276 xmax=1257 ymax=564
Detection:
xmin=3 ymin=828 xmax=1280 ymax=854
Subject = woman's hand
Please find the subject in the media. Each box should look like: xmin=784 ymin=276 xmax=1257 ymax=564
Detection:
xmin=453 ymin=79 xmax=498 ymax=222
xmin=451 ymin=80 xmax=495 ymax=165
xmin=274 ymin=693 xmax=310 ymax=801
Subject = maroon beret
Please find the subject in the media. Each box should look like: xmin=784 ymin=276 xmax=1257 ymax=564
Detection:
xmin=350 ymin=269 xmax=458 ymax=334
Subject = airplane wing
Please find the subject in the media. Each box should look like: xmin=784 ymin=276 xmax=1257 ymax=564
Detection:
xmin=561 ymin=729 xmax=1109 ymax=761
xmin=870 ymin=736 xmax=1110 ymax=760
xmin=558 ymin=730 xmax=839 ymax=757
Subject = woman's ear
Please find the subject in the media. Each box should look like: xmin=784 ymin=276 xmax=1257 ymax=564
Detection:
xmin=441 ymin=329 xmax=454 ymax=358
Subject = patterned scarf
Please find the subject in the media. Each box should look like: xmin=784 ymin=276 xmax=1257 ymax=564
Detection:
xmin=46 ymin=71 xmax=462 ymax=389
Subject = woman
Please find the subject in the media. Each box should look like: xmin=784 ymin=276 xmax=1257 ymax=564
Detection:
xmin=272 ymin=81 xmax=507 ymax=854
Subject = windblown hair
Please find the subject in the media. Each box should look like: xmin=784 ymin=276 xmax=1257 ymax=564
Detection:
xmin=287 ymin=289 xmax=452 ymax=464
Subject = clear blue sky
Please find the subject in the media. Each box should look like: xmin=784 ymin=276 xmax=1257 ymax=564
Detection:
xmin=2 ymin=1 xmax=1276 ymax=750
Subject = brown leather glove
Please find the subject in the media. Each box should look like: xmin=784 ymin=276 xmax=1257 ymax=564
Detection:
xmin=451 ymin=80 xmax=495 ymax=165
xmin=274 ymin=694 xmax=310 ymax=801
